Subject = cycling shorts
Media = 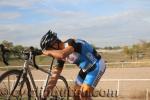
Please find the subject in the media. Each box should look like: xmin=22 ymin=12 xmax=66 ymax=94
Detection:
xmin=75 ymin=59 xmax=106 ymax=88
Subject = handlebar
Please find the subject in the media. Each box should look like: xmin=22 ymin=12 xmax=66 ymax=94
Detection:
xmin=31 ymin=48 xmax=43 ymax=69
xmin=23 ymin=47 xmax=43 ymax=69
xmin=0 ymin=45 xmax=44 ymax=68
xmin=0 ymin=44 xmax=9 ymax=65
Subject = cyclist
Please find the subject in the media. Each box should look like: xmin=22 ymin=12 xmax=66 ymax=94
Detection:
xmin=40 ymin=30 xmax=106 ymax=100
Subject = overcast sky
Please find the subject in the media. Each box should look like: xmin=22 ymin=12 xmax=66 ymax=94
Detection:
xmin=0 ymin=0 xmax=150 ymax=47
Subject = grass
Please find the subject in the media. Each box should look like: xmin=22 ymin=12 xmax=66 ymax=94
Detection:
xmin=0 ymin=51 xmax=150 ymax=70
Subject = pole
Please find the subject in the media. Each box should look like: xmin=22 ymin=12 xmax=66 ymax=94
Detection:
xmin=117 ymin=80 xmax=120 ymax=96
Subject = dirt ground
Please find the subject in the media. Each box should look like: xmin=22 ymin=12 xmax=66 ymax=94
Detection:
xmin=1 ymin=67 xmax=150 ymax=100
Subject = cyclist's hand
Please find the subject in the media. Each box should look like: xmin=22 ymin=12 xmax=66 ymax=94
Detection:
xmin=42 ymin=50 xmax=50 ymax=56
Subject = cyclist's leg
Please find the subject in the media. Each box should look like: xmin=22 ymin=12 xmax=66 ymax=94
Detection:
xmin=80 ymin=83 xmax=93 ymax=100
xmin=74 ymin=73 xmax=93 ymax=100
xmin=74 ymin=69 xmax=93 ymax=100
xmin=73 ymin=69 xmax=84 ymax=100
xmin=43 ymin=67 xmax=63 ymax=97
xmin=81 ymin=59 xmax=106 ymax=100
xmin=73 ymin=84 xmax=81 ymax=100
xmin=74 ymin=59 xmax=106 ymax=100
xmin=85 ymin=59 xmax=106 ymax=88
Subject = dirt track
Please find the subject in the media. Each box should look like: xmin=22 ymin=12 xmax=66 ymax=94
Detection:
xmin=1 ymin=67 xmax=150 ymax=100
xmin=34 ymin=67 xmax=150 ymax=100
xmin=25 ymin=67 xmax=150 ymax=99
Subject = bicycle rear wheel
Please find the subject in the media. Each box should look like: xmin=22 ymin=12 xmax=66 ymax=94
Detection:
xmin=47 ymin=76 xmax=69 ymax=100
xmin=0 ymin=69 xmax=31 ymax=100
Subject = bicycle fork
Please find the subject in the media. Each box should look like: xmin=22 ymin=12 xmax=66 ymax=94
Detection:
xmin=27 ymin=67 xmax=40 ymax=100
xmin=7 ymin=70 xmax=23 ymax=100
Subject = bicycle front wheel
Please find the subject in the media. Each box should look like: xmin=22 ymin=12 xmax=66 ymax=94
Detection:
xmin=0 ymin=69 xmax=31 ymax=100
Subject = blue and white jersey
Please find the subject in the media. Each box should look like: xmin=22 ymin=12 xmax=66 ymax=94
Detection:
xmin=64 ymin=39 xmax=98 ymax=72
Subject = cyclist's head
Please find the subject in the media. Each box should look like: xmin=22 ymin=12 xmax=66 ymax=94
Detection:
xmin=40 ymin=30 xmax=61 ymax=50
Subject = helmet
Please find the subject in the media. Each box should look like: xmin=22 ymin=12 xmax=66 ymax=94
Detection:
xmin=40 ymin=30 xmax=59 ymax=50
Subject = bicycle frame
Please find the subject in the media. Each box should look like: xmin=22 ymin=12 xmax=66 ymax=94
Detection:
xmin=0 ymin=47 xmax=69 ymax=100
xmin=10 ymin=55 xmax=55 ymax=100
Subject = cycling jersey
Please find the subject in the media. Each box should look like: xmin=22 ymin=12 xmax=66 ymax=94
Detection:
xmin=66 ymin=39 xmax=99 ymax=72
xmin=56 ymin=39 xmax=100 ymax=69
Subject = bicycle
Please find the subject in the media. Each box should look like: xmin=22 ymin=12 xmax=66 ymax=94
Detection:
xmin=0 ymin=47 xmax=69 ymax=100
xmin=0 ymin=44 xmax=9 ymax=66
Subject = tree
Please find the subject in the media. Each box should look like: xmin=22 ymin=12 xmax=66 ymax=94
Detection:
xmin=12 ymin=45 xmax=24 ymax=59
xmin=104 ymin=46 xmax=113 ymax=50
xmin=123 ymin=46 xmax=134 ymax=60
xmin=2 ymin=40 xmax=13 ymax=49
xmin=132 ymin=44 xmax=142 ymax=60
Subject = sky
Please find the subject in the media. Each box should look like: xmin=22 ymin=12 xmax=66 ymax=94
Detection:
xmin=0 ymin=0 xmax=150 ymax=48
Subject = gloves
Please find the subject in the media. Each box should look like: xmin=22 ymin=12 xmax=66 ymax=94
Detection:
xmin=43 ymin=67 xmax=63 ymax=97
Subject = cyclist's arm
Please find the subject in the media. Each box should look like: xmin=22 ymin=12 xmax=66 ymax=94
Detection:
xmin=42 ymin=46 xmax=74 ymax=59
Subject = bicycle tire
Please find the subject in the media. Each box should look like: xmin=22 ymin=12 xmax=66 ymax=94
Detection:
xmin=47 ymin=75 xmax=69 ymax=100
xmin=0 ymin=69 xmax=31 ymax=100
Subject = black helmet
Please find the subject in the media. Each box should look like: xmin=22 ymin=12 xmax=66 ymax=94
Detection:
xmin=40 ymin=30 xmax=59 ymax=50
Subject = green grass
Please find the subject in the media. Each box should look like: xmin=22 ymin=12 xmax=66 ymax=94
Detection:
xmin=0 ymin=51 xmax=150 ymax=69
